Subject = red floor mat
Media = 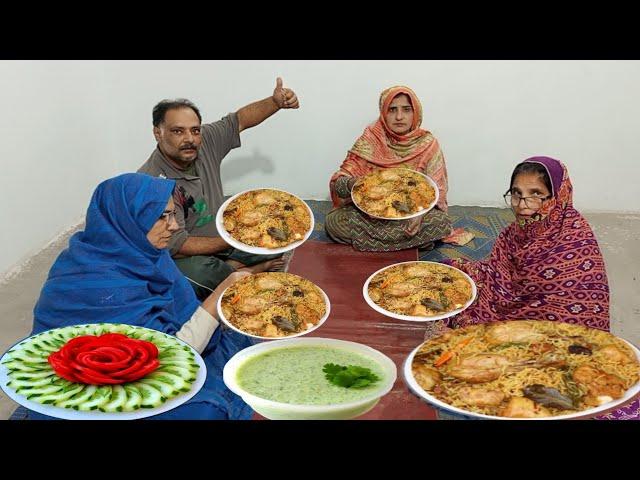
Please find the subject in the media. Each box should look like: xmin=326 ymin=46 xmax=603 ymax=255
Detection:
xmin=254 ymin=240 xmax=437 ymax=420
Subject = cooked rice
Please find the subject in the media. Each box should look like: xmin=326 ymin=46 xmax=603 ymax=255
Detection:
xmin=220 ymin=272 xmax=327 ymax=338
xmin=411 ymin=320 xmax=640 ymax=418
xmin=352 ymin=167 xmax=435 ymax=219
xmin=368 ymin=262 xmax=473 ymax=317
xmin=222 ymin=189 xmax=311 ymax=248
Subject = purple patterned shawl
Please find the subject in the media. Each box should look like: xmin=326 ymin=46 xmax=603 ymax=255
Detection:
xmin=449 ymin=156 xmax=609 ymax=330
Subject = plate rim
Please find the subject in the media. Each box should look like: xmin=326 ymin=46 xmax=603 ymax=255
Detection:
xmin=362 ymin=260 xmax=477 ymax=322
xmin=403 ymin=331 xmax=640 ymax=420
xmin=0 ymin=323 xmax=207 ymax=420
xmin=350 ymin=170 xmax=439 ymax=221
xmin=217 ymin=273 xmax=332 ymax=340
xmin=215 ymin=188 xmax=315 ymax=255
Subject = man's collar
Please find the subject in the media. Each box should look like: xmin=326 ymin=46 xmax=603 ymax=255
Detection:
xmin=154 ymin=146 xmax=200 ymax=179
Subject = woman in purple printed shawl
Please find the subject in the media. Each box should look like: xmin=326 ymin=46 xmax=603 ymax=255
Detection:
xmin=436 ymin=157 xmax=638 ymax=420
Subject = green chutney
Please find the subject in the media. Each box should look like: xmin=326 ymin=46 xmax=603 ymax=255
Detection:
xmin=236 ymin=346 xmax=386 ymax=405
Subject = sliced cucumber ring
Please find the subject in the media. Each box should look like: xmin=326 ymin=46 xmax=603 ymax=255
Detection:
xmin=1 ymin=323 xmax=202 ymax=416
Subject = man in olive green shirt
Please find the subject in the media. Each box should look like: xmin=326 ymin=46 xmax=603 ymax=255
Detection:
xmin=138 ymin=78 xmax=300 ymax=299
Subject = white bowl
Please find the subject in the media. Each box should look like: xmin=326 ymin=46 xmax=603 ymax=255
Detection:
xmin=351 ymin=171 xmax=439 ymax=221
xmin=215 ymin=188 xmax=315 ymax=255
xmin=403 ymin=338 xmax=640 ymax=420
xmin=223 ymin=337 xmax=397 ymax=420
xmin=362 ymin=261 xmax=477 ymax=322
xmin=217 ymin=276 xmax=331 ymax=340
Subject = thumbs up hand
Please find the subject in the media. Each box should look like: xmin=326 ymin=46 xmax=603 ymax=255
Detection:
xmin=272 ymin=77 xmax=299 ymax=109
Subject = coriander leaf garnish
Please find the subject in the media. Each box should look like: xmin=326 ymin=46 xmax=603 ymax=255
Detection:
xmin=323 ymin=363 xmax=380 ymax=389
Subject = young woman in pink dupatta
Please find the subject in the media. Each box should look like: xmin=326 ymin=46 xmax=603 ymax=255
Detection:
xmin=325 ymin=86 xmax=469 ymax=252
xmin=433 ymin=156 xmax=638 ymax=420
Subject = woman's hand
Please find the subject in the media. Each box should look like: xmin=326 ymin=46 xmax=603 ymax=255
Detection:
xmin=201 ymin=271 xmax=252 ymax=318
xmin=403 ymin=216 xmax=422 ymax=236
xmin=225 ymin=271 xmax=252 ymax=284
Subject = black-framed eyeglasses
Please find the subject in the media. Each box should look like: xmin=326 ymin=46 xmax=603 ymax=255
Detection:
xmin=159 ymin=209 xmax=177 ymax=224
xmin=503 ymin=191 xmax=551 ymax=209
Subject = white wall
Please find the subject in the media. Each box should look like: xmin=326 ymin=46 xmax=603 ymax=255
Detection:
xmin=2 ymin=60 xmax=639 ymax=275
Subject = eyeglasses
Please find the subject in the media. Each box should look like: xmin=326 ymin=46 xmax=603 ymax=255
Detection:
xmin=503 ymin=192 xmax=551 ymax=209
xmin=159 ymin=210 xmax=177 ymax=225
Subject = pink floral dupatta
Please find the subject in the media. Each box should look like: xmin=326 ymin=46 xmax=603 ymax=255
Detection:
xmin=330 ymin=85 xmax=449 ymax=211
xmin=449 ymin=156 xmax=610 ymax=331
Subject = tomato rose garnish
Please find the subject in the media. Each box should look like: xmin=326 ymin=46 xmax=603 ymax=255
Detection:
xmin=48 ymin=333 xmax=160 ymax=385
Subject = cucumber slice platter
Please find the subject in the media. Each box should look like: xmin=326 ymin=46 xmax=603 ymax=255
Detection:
xmin=0 ymin=324 xmax=206 ymax=420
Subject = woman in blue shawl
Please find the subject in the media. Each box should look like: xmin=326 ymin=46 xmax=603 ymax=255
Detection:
xmin=28 ymin=173 xmax=254 ymax=420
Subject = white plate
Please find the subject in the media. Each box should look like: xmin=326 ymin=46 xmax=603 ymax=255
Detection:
xmin=215 ymin=188 xmax=315 ymax=255
xmin=351 ymin=171 xmax=439 ymax=221
xmin=0 ymin=324 xmax=206 ymax=420
xmin=217 ymin=274 xmax=331 ymax=340
xmin=362 ymin=261 xmax=477 ymax=322
xmin=403 ymin=337 xmax=640 ymax=420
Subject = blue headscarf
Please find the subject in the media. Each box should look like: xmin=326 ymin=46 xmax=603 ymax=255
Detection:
xmin=30 ymin=173 xmax=254 ymax=419
xmin=33 ymin=173 xmax=200 ymax=334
